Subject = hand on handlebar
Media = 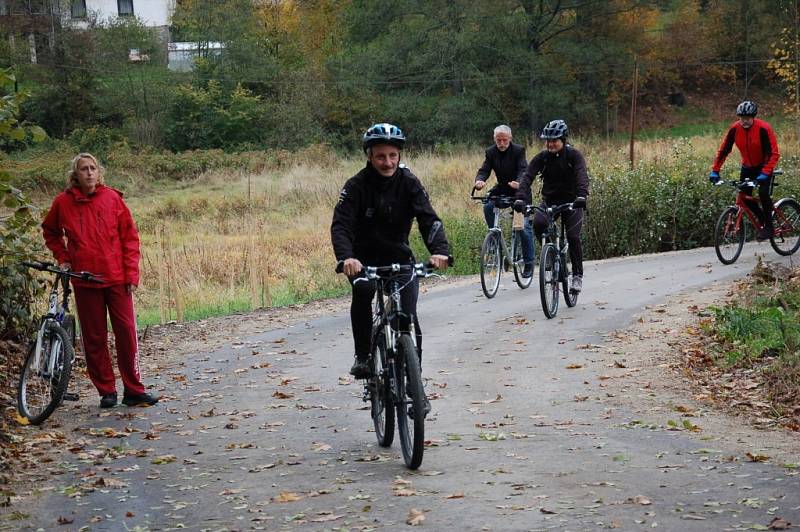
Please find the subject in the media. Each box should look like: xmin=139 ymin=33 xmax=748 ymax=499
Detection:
xmin=59 ymin=262 xmax=72 ymax=271
xmin=428 ymin=254 xmax=450 ymax=270
xmin=342 ymin=258 xmax=363 ymax=277
xmin=709 ymin=170 xmax=720 ymax=184
xmin=513 ymin=199 xmax=526 ymax=213
xmin=572 ymin=196 xmax=586 ymax=209
xmin=474 ymin=180 xmax=486 ymax=191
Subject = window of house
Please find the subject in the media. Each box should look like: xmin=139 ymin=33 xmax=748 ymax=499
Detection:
xmin=71 ymin=0 xmax=87 ymax=18
xmin=118 ymin=0 xmax=134 ymax=16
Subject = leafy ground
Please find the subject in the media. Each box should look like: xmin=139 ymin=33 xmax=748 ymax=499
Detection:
xmin=1 ymin=264 xmax=798 ymax=526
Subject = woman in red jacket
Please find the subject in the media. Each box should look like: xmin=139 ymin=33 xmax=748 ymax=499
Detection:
xmin=42 ymin=153 xmax=158 ymax=409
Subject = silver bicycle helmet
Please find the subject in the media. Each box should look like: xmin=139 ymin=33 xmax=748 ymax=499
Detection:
xmin=362 ymin=123 xmax=406 ymax=152
xmin=540 ymin=119 xmax=568 ymax=140
xmin=736 ymin=100 xmax=758 ymax=117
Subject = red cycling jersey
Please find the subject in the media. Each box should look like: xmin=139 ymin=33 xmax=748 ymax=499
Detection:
xmin=712 ymin=118 xmax=780 ymax=175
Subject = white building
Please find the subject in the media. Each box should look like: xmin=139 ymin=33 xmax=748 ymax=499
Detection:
xmin=67 ymin=0 xmax=175 ymax=29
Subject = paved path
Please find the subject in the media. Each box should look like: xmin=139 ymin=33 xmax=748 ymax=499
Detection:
xmin=4 ymin=243 xmax=799 ymax=531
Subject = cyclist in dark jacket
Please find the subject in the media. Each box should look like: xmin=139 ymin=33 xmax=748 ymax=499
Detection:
xmin=515 ymin=119 xmax=589 ymax=292
xmin=332 ymin=123 xmax=451 ymax=378
xmin=709 ymin=100 xmax=780 ymax=241
xmin=474 ymin=125 xmax=535 ymax=277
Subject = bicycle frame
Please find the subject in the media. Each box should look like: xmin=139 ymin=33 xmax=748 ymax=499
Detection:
xmin=532 ymin=203 xmax=572 ymax=272
xmin=472 ymin=190 xmax=517 ymax=262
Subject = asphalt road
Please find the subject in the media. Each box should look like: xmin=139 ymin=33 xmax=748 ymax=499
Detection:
xmin=5 ymin=242 xmax=800 ymax=531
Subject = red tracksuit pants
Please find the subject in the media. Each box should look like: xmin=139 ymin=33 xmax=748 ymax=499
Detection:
xmin=73 ymin=284 xmax=145 ymax=396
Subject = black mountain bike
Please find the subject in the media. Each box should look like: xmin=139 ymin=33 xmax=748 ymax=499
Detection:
xmin=526 ymin=203 xmax=579 ymax=319
xmin=471 ymin=188 xmax=533 ymax=298
xmin=18 ymin=261 xmax=100 ymax=424
xmin=338 ymin=261 xmax=441 ymax=469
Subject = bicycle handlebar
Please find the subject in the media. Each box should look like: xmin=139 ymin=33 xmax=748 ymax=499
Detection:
xmin=521 ymin=202 xmax=575 ymax=216
xmin=23 ymin=261 xmax=104 ymax=283
xmin=335 ymin=258 xmax=453 ymax=277
xmin=470 ymin=186 xmax=516 ymax=205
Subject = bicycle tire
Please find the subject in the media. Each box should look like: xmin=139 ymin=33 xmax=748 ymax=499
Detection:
xmin=512 ymin=230 xmax=533 ymax=289
xmin=17 ymin=323 xmax=74 ymax=425
xmin=539 ymin=243 xmax=559 ymax=319
xmin=370 ymin=332 xmax=395 ymax=447
xmin=714 ymin=206 xmax=745 ymax=265
xmin=561 ymin=251 xmax=578 ymax=307
xmin=395 ymin=334 xmax=425 ymax=470
xmin=770 ymin=198 xmax=800 ymax=256
xmin=480 ymin=232 xmax=502 ymax=298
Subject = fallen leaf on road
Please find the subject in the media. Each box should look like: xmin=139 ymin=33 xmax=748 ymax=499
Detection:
xmin=746 ymin=452 xmax=770 ymax=462
xmin=272 ymin=391 xmax=294 ymax=399
xmin=566 ymin=364 xmax=583 ymax=369
xmin=446 ymin=492 xmax=465 ymax=499
xmin=406 ymin=509 xmax=425 ymax=525
xmin=471 ymin=394 xmax=503 ymax=405
xmin=151 ymin=455 xmax=177 ymax=464
xmin=769 ymin=517 xmax=792 ymax=530
xmin=274 ymin=492 xmax=303 ymax=502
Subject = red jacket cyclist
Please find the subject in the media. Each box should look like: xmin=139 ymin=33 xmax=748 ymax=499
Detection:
xmin=709 ymin=100 xmax=780 ymax=240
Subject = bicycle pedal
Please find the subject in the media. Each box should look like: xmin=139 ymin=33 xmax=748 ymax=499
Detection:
xmin=62 ymin=392 xmax=80 ymax=401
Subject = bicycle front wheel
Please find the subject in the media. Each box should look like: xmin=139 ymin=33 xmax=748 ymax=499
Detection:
xmin=770 ymin=198 xmax=800 ymax=256
xmin=480 ymin=232 xmax=502 ymax=298
xmin=394 ymin=334 xmax=425 ymax=470
xmin=370 ymin=332 xmax=395 ymax=447
xmin=714 ymin=206 xmax=745 ymax=265
xmin=512 ymin=230 xmax=533 ymax=289
xmin=18 ymin=323 xmax=74 ymax=424
xmin=539 ymin=243 xmax=559 ymax=319
xmin=561 ymin=252 xmax=578 ymax=307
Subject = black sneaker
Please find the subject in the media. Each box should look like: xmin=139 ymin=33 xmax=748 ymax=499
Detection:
xmin=122 ymin=392 xmax=159 ymax=407
xmin=757 ymin=227 xmax=772 ymax=241
xmin=349 ymin=358 xmax=371 ymax=379
xmin=522 ymin=263 xmax=533 ymax=278
xmin=100 ymin=392 xmax=117 ymax=408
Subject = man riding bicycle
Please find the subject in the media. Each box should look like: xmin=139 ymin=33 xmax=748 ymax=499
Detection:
xmin=514 ymin=119 xmax=589 ymax=292
xmin=331 ymin=123 xmax=451 ymax=379
xmin=709 ymin=100 xmax=780 ymax=241
xmin=474 ymin=125 xmax=535 ymax=278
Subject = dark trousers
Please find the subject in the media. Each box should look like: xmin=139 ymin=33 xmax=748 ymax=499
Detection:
xmin=350 ymin=273 xmax=419 ymax=359
xmin=532 ymin=203 xmax=585 ymax=276
xmin=740 ymin=166 xmax=774 ymax=230
xmin=73 ymin=284 xmax=145 ymax=396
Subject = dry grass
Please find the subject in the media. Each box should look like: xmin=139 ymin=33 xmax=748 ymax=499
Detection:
xmin=27 ymin=131 xmax=794 ymax=324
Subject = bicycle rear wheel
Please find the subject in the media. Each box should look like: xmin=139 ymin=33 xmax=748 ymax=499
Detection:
xmin=480 ymin=232 xmax=502 ymax=298
xmin=370 ymin=332 xmax=395 ymax=447
xmin=539 ymin=243 xmax=559 ymax=319
xmin=561 ymin=252 xmax=578 ymax=307
xmin=394 ymin=334 xmax=425 ymax=470
xmin=770 ymin=198 xmax=800 ymax=256
xmin=512 ymin=230 xmax=533 ymax=289
xmin=714 ymin=206 xmax=745 ymax=265
xmin=18 ymin=323 xmax=74 ymax=424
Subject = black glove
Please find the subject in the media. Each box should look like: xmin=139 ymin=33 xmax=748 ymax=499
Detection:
xmin=572 ymin=197 xmax=586 ymax=209
xmin=513 ymin=199 xmax=526 ymax=213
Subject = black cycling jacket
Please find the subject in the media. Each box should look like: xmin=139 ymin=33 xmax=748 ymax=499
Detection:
xmin=517 ymin=145 xmax=589 ymax=205
xmin=475 ymin=143 xmax=528 ymax=199
xmin=331 ymin=163 xmax=451 ymax=265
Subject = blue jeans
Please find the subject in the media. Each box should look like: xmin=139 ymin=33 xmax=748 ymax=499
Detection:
xmin=483 ymin=199 xmax=535 ymax=265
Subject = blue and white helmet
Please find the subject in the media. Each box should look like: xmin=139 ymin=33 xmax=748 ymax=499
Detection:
xmin=736 ymin=100 xmax=758 ymax=117
xmin=362 ymin=123 xmax=406 ymax=152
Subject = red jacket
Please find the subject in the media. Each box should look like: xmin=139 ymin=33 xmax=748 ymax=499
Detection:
xmin=42 ymin=185 xmax=140 ymax=288
xmin=712 ymin=118 xmax=780 ymax=175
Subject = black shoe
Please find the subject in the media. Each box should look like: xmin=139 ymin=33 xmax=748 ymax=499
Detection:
xmin=100 ymin=393 xmax=117 ymax=408
xmin=122 ymin=392 xmax=159 ymax=407
xmin=522 ymin=263 xmax=533 ymax=278
xmin=349 ymin=358 xmax=371 ymax=379
xmin=757 ymin=227 xmax=772 ymax=241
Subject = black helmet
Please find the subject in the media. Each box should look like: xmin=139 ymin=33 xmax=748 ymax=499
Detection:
xmin=362 ymin=123 xmax=406 ymax=152
xmin=736 ymin=100 xmax=758 ymax=117
xmin=540 ymin=119 xmax=568 ymax=140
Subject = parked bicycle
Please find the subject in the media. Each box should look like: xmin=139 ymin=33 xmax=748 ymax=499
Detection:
xmin=17 ymin=261 xmax=101 ymax=424
xmin=337 ymin=260 xmax=443 ymax=469
xmin=523 ymin=202 xmax=579 ymax=319
xmin=471 ymin=187 xmax=533 ymax=298
xmin=713 ymin=172 xmax=800 ymax=265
